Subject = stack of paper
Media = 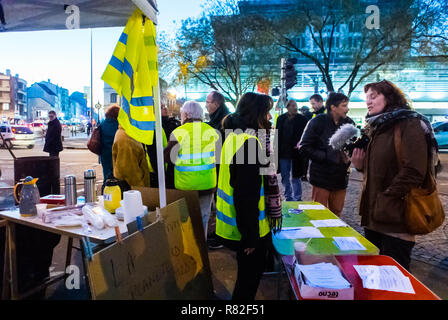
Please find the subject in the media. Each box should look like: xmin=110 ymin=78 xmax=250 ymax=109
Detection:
xmin=276 ymin=227 xmax=325 ymax=240
xmin=295 ymin=262 xmax=351 ymax=289
xmin=333 ymin=237 xmax=367 ymax=251
xmin=298 ymin=204 xmax=326 ymax=210
xmin=353 ymin=265 xmax=415 ymax=294
xmin=310 ymin=219 xmax=348 ymax=228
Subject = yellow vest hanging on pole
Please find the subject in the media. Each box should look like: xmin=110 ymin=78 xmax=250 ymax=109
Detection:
xmin=101 ymin=9 xmax=158 ymax=145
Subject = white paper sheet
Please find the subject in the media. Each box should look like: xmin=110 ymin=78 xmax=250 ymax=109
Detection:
xmin=353 ymin=265 xmax=415 ymax=294
xmin=295 ymin=262 xmax=351 ymax=289
xmin=298 ymin=204 xmax=326 ymax=210
xmin=333 ymin=237 xmax=367 ymax=251
xmin=276 ymin=227 xmax=325 ymax=239
xmin=310 ymin=219 xmax=348 ymax=228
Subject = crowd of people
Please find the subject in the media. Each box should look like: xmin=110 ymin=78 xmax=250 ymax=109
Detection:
xmin=42 ymin=80 xmax=441 ymax=300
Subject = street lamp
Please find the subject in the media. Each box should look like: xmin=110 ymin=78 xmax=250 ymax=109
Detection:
xmin=95 ymin=101 xmax=102 ymax=125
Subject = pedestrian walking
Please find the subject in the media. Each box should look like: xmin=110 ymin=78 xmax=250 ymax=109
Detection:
xmin=216 ymin=92 xmax=274 ymax=300
xmin=86 ymin=121 xmax=92 ymax=136
xmin=99 ymin=105 xmax=119 ymax=183
xmin=164 ymin=101 xmax=219 ymax=239
xmin=351 ymin=80 xmax=443 ymax=271
xmin=275 ymin=99 xmax=308 ymax=201
xmin=43 ymin=110 xmax=63 ymax=157
xmin=298 ymin=92 xmax=354 ymax=217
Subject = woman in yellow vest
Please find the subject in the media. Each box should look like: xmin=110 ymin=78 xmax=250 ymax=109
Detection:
xmin=216 ymin=92 xmax=273 ymax=300
xmin=164 ymin=101 xmax=219 ymax=239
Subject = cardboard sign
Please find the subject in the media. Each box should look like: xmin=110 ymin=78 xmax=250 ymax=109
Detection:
xmin=87 ymin=197 xmax=213 ymax=299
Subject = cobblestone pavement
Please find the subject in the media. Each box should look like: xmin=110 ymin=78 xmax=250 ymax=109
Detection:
xmin=293 ymin=175 xmax=448 ymax=270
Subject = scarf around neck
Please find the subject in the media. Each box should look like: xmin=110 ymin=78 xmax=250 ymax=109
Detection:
xmin=365 ymin=108 xmax=439 ymax=165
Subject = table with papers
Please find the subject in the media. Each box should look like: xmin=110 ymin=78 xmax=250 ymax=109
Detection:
xmin=282 ymin=255 xmax=440 ymax=300
xmin=273 ymin=201 xmax=379 ymax=256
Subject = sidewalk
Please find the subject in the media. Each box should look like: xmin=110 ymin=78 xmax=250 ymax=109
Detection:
xmin=63 ymin=133 xmax=89 ymax=149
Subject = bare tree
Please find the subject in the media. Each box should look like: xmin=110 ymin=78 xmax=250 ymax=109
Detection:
xmin=254 ymin=0 xmax=447 ymax=96
xmin=160 ymin=0 xmax=281 ymax=105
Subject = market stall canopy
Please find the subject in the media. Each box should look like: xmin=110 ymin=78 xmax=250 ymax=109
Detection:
xmin=0 ymin=0 xmax=158 ymax=32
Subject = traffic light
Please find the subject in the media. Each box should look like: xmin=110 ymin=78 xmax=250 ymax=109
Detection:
xmin=285 ymin=57 xmax=298 ymax=90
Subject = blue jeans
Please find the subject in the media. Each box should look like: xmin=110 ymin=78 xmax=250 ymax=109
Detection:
xmin=279 ymin=158 xmax=302 ymax=201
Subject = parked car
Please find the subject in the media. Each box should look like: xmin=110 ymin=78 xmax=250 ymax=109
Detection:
xmin=433 ymin=121 xmax=448 ymax=149
xmin=0 ymin=123 xmax=14 ymax=149
xmin=11 ymin=125 xmax=35 ymax=149
xmin=32 ymin=121 xmax=47 ymax=138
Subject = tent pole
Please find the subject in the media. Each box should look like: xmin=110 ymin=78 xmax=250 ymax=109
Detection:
xmin=90 ymin=29 xmax=94 ymax=125
xmin=153 ymin=80 xmax=167 ymax=208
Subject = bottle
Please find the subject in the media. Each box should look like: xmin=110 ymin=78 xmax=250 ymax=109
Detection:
xmin=84 ymin=169 xmax=97 ymax=203
xmin=103 ymin=178 xmax=122 ymax=213
xmin=64 ymin=175 xmax=77 ymax=206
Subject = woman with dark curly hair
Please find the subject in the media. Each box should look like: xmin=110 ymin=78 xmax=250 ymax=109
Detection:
xmin=351 ymin=80 xmax=441 ymax=270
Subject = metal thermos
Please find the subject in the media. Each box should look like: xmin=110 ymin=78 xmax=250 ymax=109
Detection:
xmin=84 ymin=169 xmax=97 ymax=203
xmin=64 ymin=175 xmax=77 ymax=206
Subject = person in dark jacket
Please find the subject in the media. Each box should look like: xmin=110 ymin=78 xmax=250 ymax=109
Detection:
xmin=298 ymin=92 xmax=354 ymax=217
xmin=205 ymin=90 xmax=230 ymax=249
xmin=43 ymin=110 xmax=63 ymax=157
xmin=300 ymin=105 xmax=313 ymax=121
xmin=206 ymin=90 xmax=230 ymax=139
xmin=161 ymin=104 xmax=181 ymax=139
xmin=217 ymin=92 xmax=273 ymax=300
xmin=275 ymin=99 xmax=308 ymax=201
xmin=309 ymin=93 xmax=325 ymax=117
xmin=99 ymin=105 xmax=119 ymax=183
xmin=161 ymin=104 xmax=180 ymax=189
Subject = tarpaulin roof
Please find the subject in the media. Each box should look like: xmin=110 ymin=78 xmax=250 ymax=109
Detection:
xmin=0 ymin=0 xmax=158 ymax=32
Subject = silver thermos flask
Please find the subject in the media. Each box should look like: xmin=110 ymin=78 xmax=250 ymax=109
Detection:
xmin=64 ymin=175 xmax=77 ymax=206
xmin=84 ymin=169 xmax=97 ymax=203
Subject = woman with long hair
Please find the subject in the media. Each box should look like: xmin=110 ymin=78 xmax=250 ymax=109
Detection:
xmin=351 ymin=80 xmax=440 ymax=270
xmin=216 ymin=92 xmax=278 ymax=300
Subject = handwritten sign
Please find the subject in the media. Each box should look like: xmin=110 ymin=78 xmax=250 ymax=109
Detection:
xmin=87 ymin=198 xmax=213 ymax=299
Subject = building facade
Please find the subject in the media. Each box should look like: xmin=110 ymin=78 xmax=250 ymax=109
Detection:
xmin=0 ymin=70 xmax=27 ymax=122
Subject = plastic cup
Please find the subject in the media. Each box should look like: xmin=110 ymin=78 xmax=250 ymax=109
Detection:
xmin=294 ymin=241 xmax=307 ymax=263
xmin=36 ymin=203 xmax=47 ymax=218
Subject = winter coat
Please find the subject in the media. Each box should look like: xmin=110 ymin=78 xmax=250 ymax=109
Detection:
xmin=207 ymin=104 xmax=230 ymax=139
xmin=359 ymin=117 xmax=429 ymax=234
xmin=99 ymin=118 xmax=118 ymax=181
xmin=275 ymin=113 xmax=308 ymax=177
xmin=43 ymin=118 xmax=63 ymax=154
xmin=112 ymin=126 xmax=150 ymax=188
xmin=216 ymin=113 xmax=270 ymax=249
xmin=298 ymin=113 xmax=355 ymax=191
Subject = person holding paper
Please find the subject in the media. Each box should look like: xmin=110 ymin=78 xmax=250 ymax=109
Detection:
xmin=351 ymin=80 xmax=441 ymax=271
xmin=298 ymin=92 xmax=354 ymax=217
xmin=216 ymin=92 xmax=274 ymax=300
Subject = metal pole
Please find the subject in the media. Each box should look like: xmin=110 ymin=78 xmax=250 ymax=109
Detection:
xmin=280 ymin=58 xmax=286 ymax=115
xmin=90 ymin=29 xmax=94 ymax=126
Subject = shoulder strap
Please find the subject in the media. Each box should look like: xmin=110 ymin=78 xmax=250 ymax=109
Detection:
xmin=393 ymin=124 xmax=403 ymax=169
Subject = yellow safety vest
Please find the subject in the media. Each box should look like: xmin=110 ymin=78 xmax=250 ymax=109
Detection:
xmin=216 ymin=132 xmax=270 ymax=241
xmin=172 ymin=121 xmax=219 ymax=190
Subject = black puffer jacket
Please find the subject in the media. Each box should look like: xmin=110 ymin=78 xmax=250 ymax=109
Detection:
xmin=298 ymin=113 xmax=354 ymax=191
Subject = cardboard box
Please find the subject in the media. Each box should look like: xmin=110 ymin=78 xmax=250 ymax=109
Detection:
xmin=294 ymin=254 xmax=354 ymax=300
